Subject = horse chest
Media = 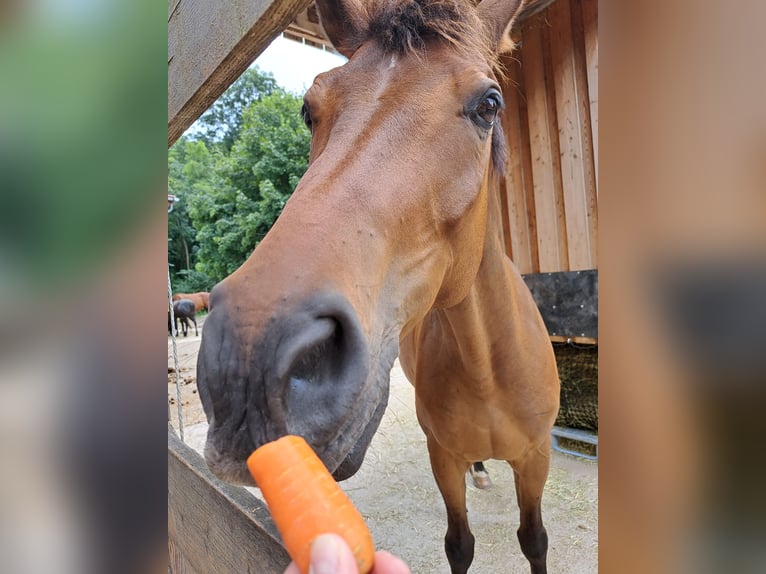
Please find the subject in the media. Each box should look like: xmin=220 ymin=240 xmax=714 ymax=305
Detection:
xmin=413 ymin=374 xmax=512 ymax=460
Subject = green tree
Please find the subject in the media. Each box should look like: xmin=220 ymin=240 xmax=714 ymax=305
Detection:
xmin=186 ymin=89 xmax=310 ymax=281
xmin=195 ymin=67 xmax=279 ymax=152
xmin=168 ymin=136 xmax=217 ymax=288
xmin=168 ymin=138 xmax=192 ymax=273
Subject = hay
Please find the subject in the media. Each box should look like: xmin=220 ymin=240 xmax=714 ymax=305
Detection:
xmin=553 ymin=342 xmax=598 ymax=431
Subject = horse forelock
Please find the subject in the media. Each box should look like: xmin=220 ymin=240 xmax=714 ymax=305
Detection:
xmin=363 ymin=0 xmax=496 ymax=66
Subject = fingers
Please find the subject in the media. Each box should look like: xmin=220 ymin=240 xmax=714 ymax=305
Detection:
xmin=373 ymin=550 xmax=411 ymax=574
xmin=307 ymin=533 xmax=360 ymax=574
xmin=282 ymin=534 xmax=412 ymax=574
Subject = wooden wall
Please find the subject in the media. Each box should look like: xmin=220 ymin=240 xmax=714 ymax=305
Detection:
xmin=499 ymin=0 xmax=598 ymax=274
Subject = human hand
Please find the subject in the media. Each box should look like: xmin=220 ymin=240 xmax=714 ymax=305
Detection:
xmin=283 ymin=533 xmax=411 ymax=574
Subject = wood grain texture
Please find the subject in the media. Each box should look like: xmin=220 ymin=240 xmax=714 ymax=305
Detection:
xmin=541 ymin=17 xmax=570 ymax=273
xmin=168 ymin=0 xmax=313 ymax=146
xmin=168 ymin=538 xmax=200 ymax=574
xmin=548 ymin=0 xmax=591 ymax=270
xmin=498 ymin=0 xmax=597 ymax=274
xmin=570 ymin=0 xmax=598 ymax=268
xmin=168 ymin=427 xmax=290 ymax=573
xmin=581 ymin=0 xmax=598 ymax=193
xmin=500 ymin=57 xmax=537 ymax=274
xmin=522 ymin=22 xmax=564 ymax=273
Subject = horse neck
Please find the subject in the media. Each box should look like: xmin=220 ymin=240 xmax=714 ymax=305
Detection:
xmin=437 ymin=174 xmax=527 ymax=376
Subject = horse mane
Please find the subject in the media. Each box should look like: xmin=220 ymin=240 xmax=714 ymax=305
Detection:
xmin=363 ymin=0 xmax=495 ymax=65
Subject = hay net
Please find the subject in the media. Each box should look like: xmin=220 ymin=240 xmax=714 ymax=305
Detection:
xmin=553 ymin=340 xmax=598 ymax=431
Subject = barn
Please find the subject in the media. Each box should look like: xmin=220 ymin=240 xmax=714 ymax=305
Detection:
xmin=168 ymin=0 xmax=598 ymax=571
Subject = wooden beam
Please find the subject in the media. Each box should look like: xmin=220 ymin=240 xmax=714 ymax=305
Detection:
xmin=550 ymin=334 xmax=597 ymax=345
xmin=168 ymin=427 xmax=290 ymax=573
xmin=168 ymin=0 xmax=313 ymax=147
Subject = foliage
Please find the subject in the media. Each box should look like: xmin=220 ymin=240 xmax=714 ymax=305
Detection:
xmin=168 ymin=75 xmax=310 ymax=285
xmin=168 ymin=137 xmax=218 ymax=282
xmin=171 ymin=269 xmax=215 ymax=294
xmin=167 ymin=186 xmax=196 ymax=275
xmin=195 ymin=67 xmax=279 ymax=152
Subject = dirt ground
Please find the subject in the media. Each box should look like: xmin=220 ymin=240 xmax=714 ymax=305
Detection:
xmin=168 ymin=317 xmax=598 ymax=573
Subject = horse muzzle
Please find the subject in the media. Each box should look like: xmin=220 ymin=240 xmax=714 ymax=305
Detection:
xmin=196 ymin=288 xmax=391 ymax=483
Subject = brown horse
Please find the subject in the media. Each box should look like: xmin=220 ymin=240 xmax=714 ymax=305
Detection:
xmin=196 ymin=0 xmax=559 ymax=572
xmin=171 ymin=291 xmax=209 ymax=313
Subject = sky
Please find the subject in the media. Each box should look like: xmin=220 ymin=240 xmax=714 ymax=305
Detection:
xmin=184 ymin=36 xmax=346 ymax=138
xmin=252 ymin=35 xmax=347 ymax=96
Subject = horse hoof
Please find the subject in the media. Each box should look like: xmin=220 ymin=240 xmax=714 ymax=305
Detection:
xmin=469 ymin=470 xmax=492 ymax=489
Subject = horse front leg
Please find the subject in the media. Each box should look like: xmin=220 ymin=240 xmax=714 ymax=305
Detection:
xmin=509 ymin=437 xmax=552 ymax=574
xmin=426 ymin=433 xmax=474 ymax=574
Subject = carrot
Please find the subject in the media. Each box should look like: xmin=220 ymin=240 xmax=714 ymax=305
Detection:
xmin=247 ymin=435 xmax=375 ymax=574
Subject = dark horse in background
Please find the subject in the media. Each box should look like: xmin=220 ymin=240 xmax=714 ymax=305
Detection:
xmin=196 ymin=0 xmax=559 ymax=572
xmin=169 ymin=299 xmax=198 ymax=337
xmin=172 ymin=291 xmax=210 ymax=313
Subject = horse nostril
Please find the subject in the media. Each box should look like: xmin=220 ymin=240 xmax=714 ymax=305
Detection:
xmin=278 ymin=316 xmax=343 ymax=390
xmin=269 ymin=294 xmax=370 ymax=438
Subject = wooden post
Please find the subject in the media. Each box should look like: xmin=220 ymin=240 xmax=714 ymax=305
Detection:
xmin=168 ymin=427 xmax=290 ymax=573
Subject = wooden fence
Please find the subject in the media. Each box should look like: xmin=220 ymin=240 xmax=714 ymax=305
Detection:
xmin=168 ymin=426 xmax=290 ymax=573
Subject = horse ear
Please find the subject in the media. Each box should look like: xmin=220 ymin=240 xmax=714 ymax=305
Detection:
xmin=315 ymin=0 xmax=367 ymax=59
xmin=477 ymin=0 xmax=524 ymax=54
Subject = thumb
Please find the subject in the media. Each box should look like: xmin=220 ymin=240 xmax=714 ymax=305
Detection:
xmin=308 ymin=533 xmax=360 ymax=574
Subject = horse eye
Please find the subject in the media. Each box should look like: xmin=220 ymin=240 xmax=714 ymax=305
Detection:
xmin=471 ymin=90 xmax=503 ymax=128
xmin=301 ymin=103 xmax=312 ymax=129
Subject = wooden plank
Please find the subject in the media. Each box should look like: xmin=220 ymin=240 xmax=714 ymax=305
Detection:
xmin=168 ymin=537 xmax=200 ymax=574
xmin=168 ymin=0 xmax=182 ymax=21
xmin=168 ymin=427 xmax=290 ymax=573
xmin=500 ymin=56 xmax=536 ymax=274
xmin=497 ymin=170 xmax=515 ymax=262
xmin=168 ymin=0 xmax=313 ymax=146
xmin=550 ymin=334 xmax=597 ymax=345
xmin=522 ymin=20 xmax=563 ymax=273
xmin=540 ymin=15 xmax=570 ymax=272
xmin=570 ymin=0 xmax=599 ymax=269
xmin=548 ymin=0 xmax=592 ymax=271
xmin=516 ymin=56 xmax=541 ymax=273
xmin=581 ymin=0 xmax=598 ymax=194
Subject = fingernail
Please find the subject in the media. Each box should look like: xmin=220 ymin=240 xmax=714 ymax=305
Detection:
xmin=308 ymin=534 xmax=341 ymax=574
